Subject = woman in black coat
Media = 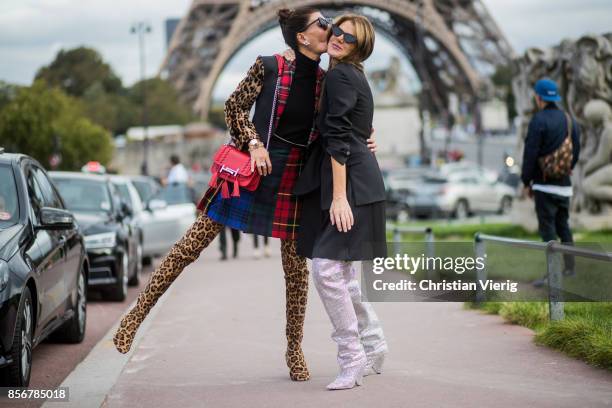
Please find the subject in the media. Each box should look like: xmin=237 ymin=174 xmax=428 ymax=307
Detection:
xmin=294 ymin=14 xmax=388 ymax=390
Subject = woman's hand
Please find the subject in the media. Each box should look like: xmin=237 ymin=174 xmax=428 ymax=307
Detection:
xmin=282 ymin=48 xmax=296 ymax=62
xmin=329 ymin=196 xmax=354 ymax=233
xmin=367 ymin=127 xmax=377 ymax=153
xmin=250 ymin=147 xmax=272 ymax=176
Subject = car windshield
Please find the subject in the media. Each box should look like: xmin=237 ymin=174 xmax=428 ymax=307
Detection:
xmin=155 ymin=184 xmax=194 ymax=205
xmin=0 ymin=165 xmax=19 ymax=228
xmin=114 ymin=183 xmax=132 ymax=206
xmin=422 ymin=172 xmax=447 ymax=184
xmin=131 ymin=179 xmax=157 ymax=202
xmin=52 ymin=177 xmax=112 ymax=213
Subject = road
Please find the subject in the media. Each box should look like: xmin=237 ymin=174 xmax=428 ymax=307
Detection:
xmin=34 ymin=236 xmax=612 ymax=408
xmin=0 ymin=265 xmax=155 ymax=408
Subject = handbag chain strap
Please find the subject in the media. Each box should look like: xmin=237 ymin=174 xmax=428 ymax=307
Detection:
xmin=265 ymin=56 xmax=283 ymax=150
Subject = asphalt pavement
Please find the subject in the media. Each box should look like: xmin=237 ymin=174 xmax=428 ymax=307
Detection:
xmin=42 ymin=236 xmax=612 ymax=408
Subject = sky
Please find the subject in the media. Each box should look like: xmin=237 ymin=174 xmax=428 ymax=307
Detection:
xmin=1 ymin=0 xmax=611 ymax=100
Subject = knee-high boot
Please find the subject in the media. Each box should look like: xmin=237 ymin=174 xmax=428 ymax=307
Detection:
xmin=280 ymin=240 xmax=310 ymax=381
xmin=347 ymin=263 xmax=388 ymax=375
xmin=113 ymin=213 xmax=223 ymax=353
xmin=312 ymin=258 xmax=367 ymax=390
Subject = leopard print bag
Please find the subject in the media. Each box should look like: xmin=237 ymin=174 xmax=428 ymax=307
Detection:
xmin=538 ymin=112 xmax=573 ymax=181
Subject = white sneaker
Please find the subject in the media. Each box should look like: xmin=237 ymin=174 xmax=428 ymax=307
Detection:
xmin=253 ymin=248 xmax=262 ymax=259
xmin=263 ymin=245 xmax=271 ymax=258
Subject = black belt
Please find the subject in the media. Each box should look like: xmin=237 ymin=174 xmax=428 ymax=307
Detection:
xmin=272 ymin=133 xmax=307 ymax=148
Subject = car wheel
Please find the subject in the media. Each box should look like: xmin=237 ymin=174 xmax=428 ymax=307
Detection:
xmin=51 ymin=264 xmax=87 ymax=343
xmin=128 ymin=242 xmax=142 ymax=286
xmin=454 ymin=200 xmax=470 ymax=220
xmin=499 ymin=196 xmax=513 ymax=215
xmin=142 ymin=256 xmax=152 ymax=267
xmin=0 ymin=287 xmax=33 ymax=386
xmin=106 ymin=252 xmax=128 ymax=302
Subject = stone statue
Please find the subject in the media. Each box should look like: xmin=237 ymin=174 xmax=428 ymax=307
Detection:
xmin=367 ymin=56 xmax=416 ymax=107
xmin=512 ymin=33 xmax=612 ymax=215
xmin=582 ymin=99 xmax=612 ymax=212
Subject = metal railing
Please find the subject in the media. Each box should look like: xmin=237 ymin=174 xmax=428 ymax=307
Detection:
xmin=387 ymin=223 xmax=436 ymax=279
xmin=475 ymin=233 xmax=612 ymax=320
xmin=387 ymin=224 xmax=612 ymax=321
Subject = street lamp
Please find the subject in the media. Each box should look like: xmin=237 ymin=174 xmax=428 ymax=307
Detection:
xmin=130 ymin=21 xmax=152 ymax=175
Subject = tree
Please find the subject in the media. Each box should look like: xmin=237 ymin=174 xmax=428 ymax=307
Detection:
xmin=128 ymin=77 xmax=196 ymax=126
xmin=0 ymin=80 xmax=113 ymax=170
xmin=35 ymin=47 xmax=122 ymax=97
xmin=491 ymin=63 xmax=517 ymax=122
xmin=0 ymin=81 xmax=20 ymax=112
xmin=81 ymin=82 xmax=138 ymax=135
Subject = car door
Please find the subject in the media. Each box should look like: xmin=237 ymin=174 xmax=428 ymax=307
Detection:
xmin=24 ymin=164 xmax=65 ymax=330
xmin=455 ymin=174 xmax=485 ymax=213
xmin=108 ymin=183 xmax=133 ymax=270
xmin=32 ymin=166 xmax=81 ymax=303
xmin=112 ymin=182 xmax=139 ymax=273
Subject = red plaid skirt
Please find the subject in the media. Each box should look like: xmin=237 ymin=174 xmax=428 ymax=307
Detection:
xmin=197 ymin=139 xmax=305 ymax=240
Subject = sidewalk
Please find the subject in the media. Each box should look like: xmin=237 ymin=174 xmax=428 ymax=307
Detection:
xmin=52 ymin=237 xmax=612 ymax=408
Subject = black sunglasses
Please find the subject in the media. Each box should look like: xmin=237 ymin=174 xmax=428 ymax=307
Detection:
xmin=331 ymin=24 xmax=357 ymax=44
xmin=302 ymin=16 xmax=331 ymax=31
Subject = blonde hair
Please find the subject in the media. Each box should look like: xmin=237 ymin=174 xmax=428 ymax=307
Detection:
xmin=330 ymin=14 xmax=375 ymax=71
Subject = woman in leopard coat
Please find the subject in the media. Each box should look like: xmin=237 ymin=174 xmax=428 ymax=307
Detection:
xmin=112 ymin=7 xmax=367 ymax=382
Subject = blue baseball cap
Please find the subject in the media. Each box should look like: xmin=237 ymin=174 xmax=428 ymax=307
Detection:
xmin=534 ymin=78 xmax=561 ymax=102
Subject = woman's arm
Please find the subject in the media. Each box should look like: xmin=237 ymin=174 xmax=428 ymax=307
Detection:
xmin=224 ymin=57 xmax=272 ymax=175
xmin=224 ymin=57 xmax=264 ymax=151
xmin=325 ymin=67 xmax=358 ymax=232
xmin=330 ymin=156 xmax=354 ymax=232
xmin=323 ymin=67 xmax=357 ymax=165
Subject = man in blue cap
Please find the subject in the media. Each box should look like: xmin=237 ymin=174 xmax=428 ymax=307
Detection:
xmin=521 ymin=78 xmax=581 ymax=287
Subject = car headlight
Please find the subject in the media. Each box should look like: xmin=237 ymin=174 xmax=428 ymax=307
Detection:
xmin=0 ymin=260 xmax=9 ymax=292
xmin=84 ymin=232 xmax=117 ymax=249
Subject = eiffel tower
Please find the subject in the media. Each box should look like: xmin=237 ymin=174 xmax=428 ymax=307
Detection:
xmin=161 ymin=0 xmax=514 ymax=119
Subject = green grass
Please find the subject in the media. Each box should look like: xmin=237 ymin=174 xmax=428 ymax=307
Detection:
xmin=392 ymin=222 xmax=612 ymax=370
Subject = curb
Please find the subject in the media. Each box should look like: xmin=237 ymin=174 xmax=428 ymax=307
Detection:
xmin=41 ymin=286 xmax=174 ymax=408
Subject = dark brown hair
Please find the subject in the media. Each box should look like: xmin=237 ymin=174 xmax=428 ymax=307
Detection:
xmin=277 ymin=7 xmax=319 ymax=50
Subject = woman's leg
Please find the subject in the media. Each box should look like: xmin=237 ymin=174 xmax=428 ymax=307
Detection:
xmin=347 ymin=262 xmax=388 ymax=374
xmin=280 ymin=239 xmax=310 ymax=381
xmin=113 ymin=212 xmax=224 ymax=353
xmin=312 ymin=258 xmax=367 ymax=390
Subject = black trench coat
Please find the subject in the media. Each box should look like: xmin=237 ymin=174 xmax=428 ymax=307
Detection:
xmin=293 ymin=62 xmax=387 ymax=261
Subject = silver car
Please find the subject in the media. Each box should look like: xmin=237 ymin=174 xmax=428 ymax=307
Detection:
xmin=113 ymin=177 xmax=197 ymax=265
xmin=405 ymin=169 xmax=515 ymax=219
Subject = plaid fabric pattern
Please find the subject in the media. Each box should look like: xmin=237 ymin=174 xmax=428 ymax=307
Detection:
xmin=270 ymin=146 xmax=303 ymax=239
xmin=202 ymin=143 xmax=304 ymax=239
xmin=196 ymin=55 xmax=325 ymax=239
xmin=308 ymin=67 xmax=325 ymax=144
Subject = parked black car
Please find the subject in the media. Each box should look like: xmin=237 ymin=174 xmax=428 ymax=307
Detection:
xmin=50 ymin=172 xmax=139 ymax=301
xmin=0 ymin=151 xmax=88 ymax=387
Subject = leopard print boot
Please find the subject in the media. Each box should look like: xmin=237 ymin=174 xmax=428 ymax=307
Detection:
xmin=113 ymin=214 xmax=223 ymax=354
xmin=281 ymin=240 xmax=311 ymax=381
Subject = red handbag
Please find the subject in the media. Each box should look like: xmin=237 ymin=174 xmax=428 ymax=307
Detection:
xmin=208 ymin=144 xmax=260 ymax=199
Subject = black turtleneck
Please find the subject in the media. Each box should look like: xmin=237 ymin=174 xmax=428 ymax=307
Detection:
xmin=275 ymin=50 xmax=319 ymax=145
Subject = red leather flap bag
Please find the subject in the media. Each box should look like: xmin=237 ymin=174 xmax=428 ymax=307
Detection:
xmin=208 ymin=145 xmax=260 ymax=199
